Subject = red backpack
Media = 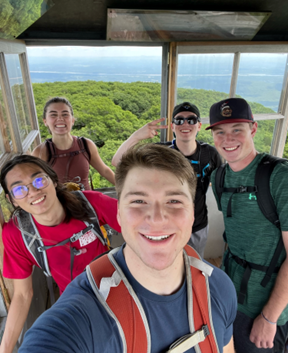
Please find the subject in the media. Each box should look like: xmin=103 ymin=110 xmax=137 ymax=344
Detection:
xmin=87 ymin=245 xmax=220 ymax=353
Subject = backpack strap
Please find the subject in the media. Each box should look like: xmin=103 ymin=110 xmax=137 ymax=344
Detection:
xmin=87 ymin=248 xmax=150 ymax=353
xmin=183 ymin=245 xmax=219 ymax=353
xmin=255 ymin=154 xmax=286 ymax=288
xmin=214 ymin=162 xmax=257 ymax=217
xmin=77 ymin=136 xmax=91 ymax=162
xmin=45 ymin=137 xmax=91 ymax=172
xmin=45 ymin=139 xmax=57 ymax=167
xmin=87 ymin=246 xmax=219 ymax=353
xmin=198 ymin=142 xmax=212 ymax=180
xmin=219 ymin=155 xmax=287 ymax=303
xmin=224 ymin=247 xmax=281 ymax=304
xmin=18 ymin=191 xmax=108 ymax=281
xmin=255 ymin=154 xmax=285 ymax=229
xmin=214 ymin=163 xmax=227 ymax=211
xmin=17 ymin=210 xmax=52 ymax=276
xmin=38 ymin=191 xmax=108 ymax=280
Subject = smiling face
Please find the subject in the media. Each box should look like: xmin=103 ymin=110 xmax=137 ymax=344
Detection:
xmin=117 ymin=167 xmax=194 ymax=273
xmin=5 ymin=163 xmax=60 ymax=221
xmin=43 ymin=102 xmax=75 ymax=136
xmin=212 ymin=122 xmax=258 ymax=171
xmin=171 ymin=111 xmax=202 ymax=143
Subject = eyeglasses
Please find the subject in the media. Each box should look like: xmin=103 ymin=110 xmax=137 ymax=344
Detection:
xmin=10 ymin=175 xmax=50 ymax=200
xmin=173 ymin=116 xmax=199 ymax=125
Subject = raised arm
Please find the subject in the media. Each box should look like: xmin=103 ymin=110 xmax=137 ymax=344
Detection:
xmin=0 ymin=275 xmax=33 ymax=353
xmin=249 ymin=230 xmax=288 ymax=349
xmin=111 ymin=118 xmax=168 ymax=166
xmin=86 ymin=139 xmax=116 ymax=185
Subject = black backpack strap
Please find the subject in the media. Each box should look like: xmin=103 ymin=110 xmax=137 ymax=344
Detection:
xmin=221 ymin=155 xmax=287 ymax=303
xmin=214 ymin=163 xmax=227 ymax=211
xmin=255 ymin=154 xmax=285 ymax=229
xmin=198 ymin=142 xmax=212 ymax=179
xmin=255 ymin=155 xmax=286 ymax=288
xmin=45 ymin=139 xmax=57 ymax=167
xmin=224 ymin=185 xmax=257 ymax=217
xmin=214 ymin=162 xmax=256 ymax=217
xmin=224 ymin=248 xmax=281 ymax=304
xmin=77 ymin=137 xmax=91 ymax=162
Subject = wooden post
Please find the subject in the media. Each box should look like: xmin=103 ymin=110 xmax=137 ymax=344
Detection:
xmin=167 ymin=42 xmax=178 ymax=141
xmin=229 ymin=52 xmax=240 ymax=98
xmin=270 ymin=56 xmax=288 ymax=157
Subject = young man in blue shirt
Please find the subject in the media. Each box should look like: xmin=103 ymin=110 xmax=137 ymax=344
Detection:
xmin=20 ymin=144 xmax=236 ymax=353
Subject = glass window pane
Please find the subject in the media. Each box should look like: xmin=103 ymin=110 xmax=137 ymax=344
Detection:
xmin=177 ymin=54 xmax=234 ymax=116
xmin=254 ymin=119 xmax=277 ymax=154
xmin=27 ymin=46 xmax=162 ymax=188
xmin=0 ymin=82 xmax=12 ymax=155
xmin=5 ymin=54 xmax=32 ymax=143
xmin=236 ymin=54 xmax=287 ymax=113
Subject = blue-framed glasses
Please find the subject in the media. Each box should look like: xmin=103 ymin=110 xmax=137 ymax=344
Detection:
xmin=10 ymin=175 xmax=50 ymax=200
xmin=173 ymin=115 xmax=199 ymax=125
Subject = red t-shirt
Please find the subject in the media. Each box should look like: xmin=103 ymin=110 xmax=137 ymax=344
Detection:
xmin=2 ymin=191 xmax=121 ymax=293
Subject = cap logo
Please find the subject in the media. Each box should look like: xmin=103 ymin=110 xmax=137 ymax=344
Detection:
xmin=221 ymin=103 xmax=232 ymax=117
xmin=183 ymin=104 xmax=191 ymax=110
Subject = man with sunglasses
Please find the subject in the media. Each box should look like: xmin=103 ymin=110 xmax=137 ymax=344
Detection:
xmin=112 ymin=102 xmax=221 ymax=257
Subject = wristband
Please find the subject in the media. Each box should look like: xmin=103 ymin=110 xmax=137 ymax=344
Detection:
xmin=261 ymin=311 xmax=277 ymax=325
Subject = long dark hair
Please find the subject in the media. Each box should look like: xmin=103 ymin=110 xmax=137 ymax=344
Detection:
xmin=0 ymin=155 xmax=93 ymax=223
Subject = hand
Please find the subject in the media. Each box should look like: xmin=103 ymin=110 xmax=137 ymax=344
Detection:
xmin=249 ymin=314 xmax=277 ymax=349
xmin=132 ymin=118 xmax=168 ymax=140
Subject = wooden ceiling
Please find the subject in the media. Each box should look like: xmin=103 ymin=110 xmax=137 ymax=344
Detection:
xmin=18 ymin=0 xmax=288 ymax=42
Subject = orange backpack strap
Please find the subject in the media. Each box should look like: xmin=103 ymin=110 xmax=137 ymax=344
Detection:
xmin=87 ymin=249 xmax=150 ymax=353
xmin=183 ymin=245 xmax=219 ymax=353
xmin=87 ymin=246 xmax=220 ymax=353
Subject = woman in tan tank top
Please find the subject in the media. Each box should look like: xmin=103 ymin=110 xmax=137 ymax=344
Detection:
xmin=32 ymin=97 xmax=115 ymax=189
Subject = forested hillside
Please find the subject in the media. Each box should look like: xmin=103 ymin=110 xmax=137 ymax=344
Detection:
xmin=32 ymin=80 xmax=285 ymax=188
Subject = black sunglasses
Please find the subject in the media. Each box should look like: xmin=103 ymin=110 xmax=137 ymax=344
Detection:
xmin=173 ymin=115 xmax=199 ymax=125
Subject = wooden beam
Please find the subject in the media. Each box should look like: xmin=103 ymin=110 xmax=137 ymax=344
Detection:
xmin=229 ymin=52 xmax=240 ymax=98
xmin=160 ymin=43 xmax=169 ymax=142
xmin=0 ymin=101 xmax=11 ymax=153
xmin=270 ymin=57 xmax=288 ymax=157
xmin=0 ymin=53 xmax=22 ymax=153
xmin=167 ymin=42 xmax=178 ymax=141
xmin=19 ymin=53 xmax=41 ymax=145
xmin=177 ymin=41 xmax=288 ymax=54
xmin=0 ymin=39 xmax=26 ymax=54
